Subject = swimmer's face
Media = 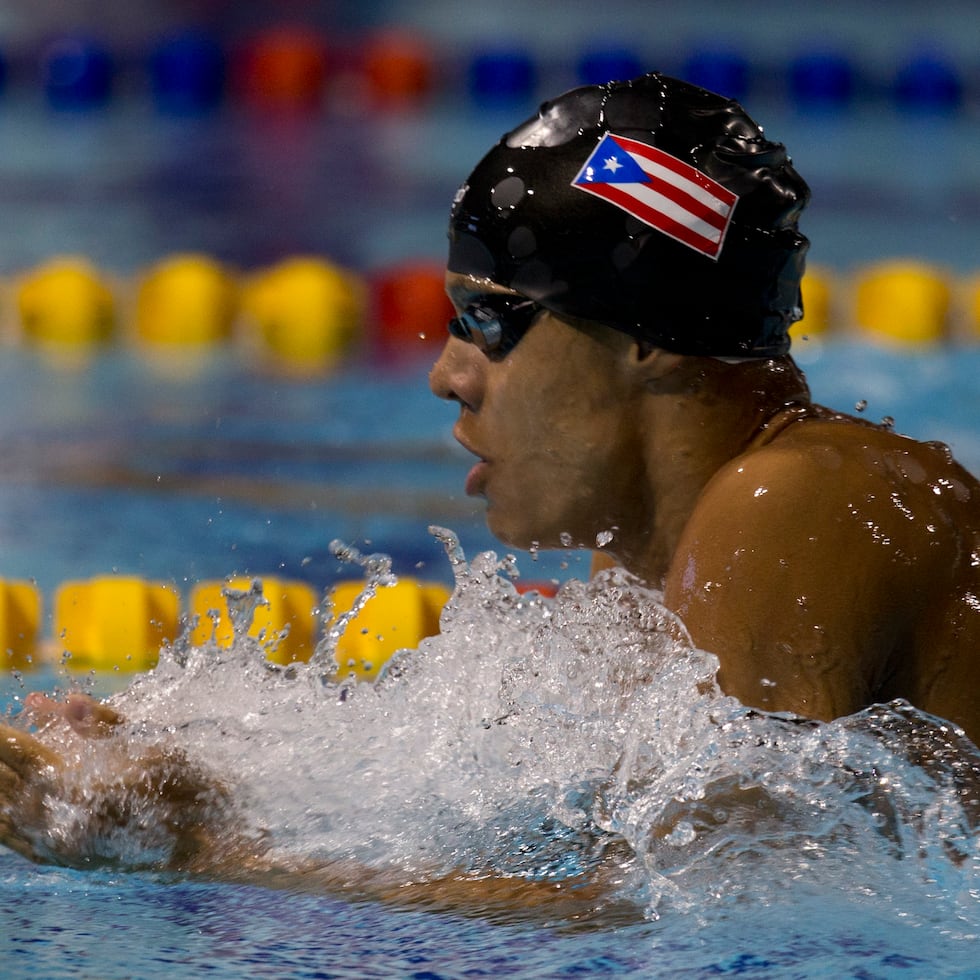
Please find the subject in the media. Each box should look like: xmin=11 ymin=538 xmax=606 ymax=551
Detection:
xmin=429 ymin=271 xmax=652 ymax=554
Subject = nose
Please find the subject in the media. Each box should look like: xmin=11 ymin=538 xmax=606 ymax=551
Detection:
xmin=428 ymin=336 xmax=486 ymax=412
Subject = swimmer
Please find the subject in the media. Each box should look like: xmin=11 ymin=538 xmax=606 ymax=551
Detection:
xmin=430 ymin=71 xmax=980 ymax=742
xmin=1 ymin=72 xmax=978 ymax=898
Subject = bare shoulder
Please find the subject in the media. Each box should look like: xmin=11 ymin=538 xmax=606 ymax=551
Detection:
xmin=699 ymin=412 xmax=978 ymax=540
xmin=662 ymin=412 xmax=979 ymax=724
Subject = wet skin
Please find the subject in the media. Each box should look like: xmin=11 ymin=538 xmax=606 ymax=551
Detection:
xmin=0 ymin=694 xmax=630 ymax=922
xmin=1 ymin=274 xmax=978 ymax=903
xmin=431 ymin=272 xmax=980 ymax=742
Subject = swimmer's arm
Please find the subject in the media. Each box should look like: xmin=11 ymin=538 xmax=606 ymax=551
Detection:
xmin=662 ymin=449 xmax=903 ymax=721
xmin=0 ymin=697 xmax=243 ymax=872
xmin=0 ymin=698 xmax=630 ymax=921
xmin=213 ymin=852 xmax=631 ymax=924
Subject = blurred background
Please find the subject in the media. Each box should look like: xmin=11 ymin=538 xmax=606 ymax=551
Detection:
xmin=0 ymin=0 xmax=977 ymax=276
xmin=0 ymin=0 xmax=977 ymax=668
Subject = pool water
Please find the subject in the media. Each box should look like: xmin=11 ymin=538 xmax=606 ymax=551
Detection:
xmin=0 ymin=860 xmax=973 ymax=978
xmin=0 ymin=341 xmax=978 ymax=979
xmin=0 ymin=340 xmax=975 ymax=599
xmin=1 ymin=4 xmax=980 ymax=972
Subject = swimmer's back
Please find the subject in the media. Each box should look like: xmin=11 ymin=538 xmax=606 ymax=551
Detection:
xmin=667 ymin=408 xmax=980 ymax=744
xmin=757 ymin=411 xmax=979 ymax=738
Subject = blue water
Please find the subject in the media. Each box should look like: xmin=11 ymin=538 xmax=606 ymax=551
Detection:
xmin=1 ymin=2 xmax=980 ymax=974
xmin=0 ymin=341 xmax=978 ymax=979
xmin=0 ymin=860 xmax=971 ymax=978
xmin=2 ymin=526 xmax=979 ymax=979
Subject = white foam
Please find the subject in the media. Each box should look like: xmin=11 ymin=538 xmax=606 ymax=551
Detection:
xmin=59 ymin=528 xmax=980 ymax=924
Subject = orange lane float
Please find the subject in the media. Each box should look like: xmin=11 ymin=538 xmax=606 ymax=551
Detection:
xmin=373 ymin=260 xmax=456 ymax=356
xmin=514 ymin=581 xmax=560 ymax=598
xmin=233 ymin=27 xmax=330 ymax=112
xmin=361 ymin=30 xmax=435 ymax=108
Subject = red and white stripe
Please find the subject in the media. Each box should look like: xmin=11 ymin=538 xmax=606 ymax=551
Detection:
xmin=572 ymin=134 xmax=738 ymax=260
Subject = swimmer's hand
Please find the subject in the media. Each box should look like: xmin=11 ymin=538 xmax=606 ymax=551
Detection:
xmin=0 ymin=694 xmax=255 ymax=873
xmin=23 ymin=691 xmax=125 ymax=737
xmin=2 ymin=696 xmax=634 ymax=923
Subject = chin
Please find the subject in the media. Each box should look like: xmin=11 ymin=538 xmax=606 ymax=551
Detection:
xmin=485 ymin=514 xmax=527 ymax=550
xmin=486 ymin=506 xmax=575 ymax=553
xmin=485 ymin=505 xmax=539 ymax=551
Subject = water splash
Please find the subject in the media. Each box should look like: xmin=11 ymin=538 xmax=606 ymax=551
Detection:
xmin=17 ymin=529 xmax=980 ymax=928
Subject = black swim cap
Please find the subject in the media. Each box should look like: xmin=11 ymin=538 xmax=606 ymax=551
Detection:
xmin=448 ymin=72 xmax=810 ymax=357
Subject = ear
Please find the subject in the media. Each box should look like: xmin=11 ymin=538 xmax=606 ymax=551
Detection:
xmin=628 ymin=341 xmax=684 ymax=383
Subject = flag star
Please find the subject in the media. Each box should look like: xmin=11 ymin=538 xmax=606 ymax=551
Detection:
xmin=602 ymin=155 xmax=624 ymax=174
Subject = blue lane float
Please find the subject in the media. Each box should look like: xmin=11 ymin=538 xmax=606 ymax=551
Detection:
xmin=893 ymin=51 xmax=963 ymax=112
xmin=467 ymin=46 xmax=536 ymax=106
xmin=148 ymin=28 xmax=226 ymax=115
xmin=681 ymin=47 xmax=750 ymax=101
xmin=40 ymin=34 xmax=114 ymax=110
xmin=788 ymin=49 xmax=856 ymax=109
xmin=577 ymin=46 xmax=644 ymax=86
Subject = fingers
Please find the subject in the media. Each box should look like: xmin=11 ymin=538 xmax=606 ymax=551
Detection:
xmin=23 ymin=692 xmax=123 ymax=738
xmin=0 ymin=726 xmax=59 ymax=864
xmin=0 ymin=762 xmax=31 ymax=861
xmin=63 ymin=694 xmax=124 ymax=737
xmin=0 ymin=724 xmax=62 ymax=780
xmin=22 ymin=693 xmax=67 ymax=730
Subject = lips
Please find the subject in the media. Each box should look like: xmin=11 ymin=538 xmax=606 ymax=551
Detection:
xmin=454 ymin=425 xmax=489 ymax=497
xmin=464 ymin=459 xmax=489 ymax=497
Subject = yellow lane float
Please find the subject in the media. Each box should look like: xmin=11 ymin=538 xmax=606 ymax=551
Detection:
xmin=16 ymin=257 xmax=116 ymax=346
xmin=328 ymin=577 xmax=450 ymax=681
xmin=0 ymin=580 xmax=42 ymax=671
xmin=136 ymin=253 xmax=239 ymax=346
xmin=54 ymin=576 xmax=180 ymax=671
xmin=241 ymin=256 xmax=365 ymax=372
xmin=4 ymin=253 xmax=980 ymax=361
xmin=854 ymin=260 xmax=951 ymax=343
xmin=189 ymin=576 xmax=319 ymax=665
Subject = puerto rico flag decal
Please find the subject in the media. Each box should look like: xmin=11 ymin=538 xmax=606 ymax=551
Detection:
xmin=571 ymin=133 xmax=737 ymax=260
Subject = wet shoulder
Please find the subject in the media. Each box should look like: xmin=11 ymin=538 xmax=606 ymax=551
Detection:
xmin=743 ymin=409 xmax=979 ymax=529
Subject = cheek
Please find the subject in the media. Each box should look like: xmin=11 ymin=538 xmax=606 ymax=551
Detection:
xmin=491 ymin=419 xmax=620 ymax=542
xmin=500 ymin=370 xmax=625 ymax=477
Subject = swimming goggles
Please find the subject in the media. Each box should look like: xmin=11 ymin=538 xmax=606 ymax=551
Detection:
xmin=448 ymin=295 xmax=542 ymax=356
